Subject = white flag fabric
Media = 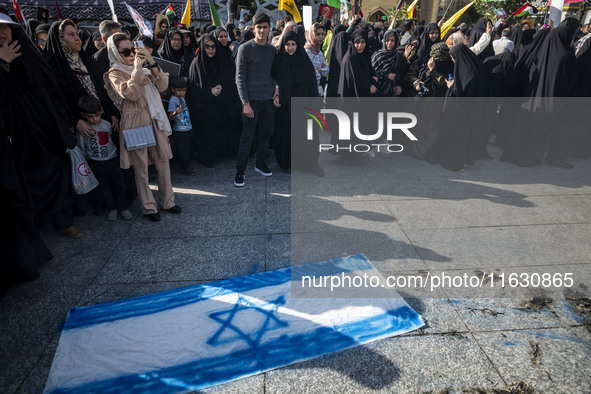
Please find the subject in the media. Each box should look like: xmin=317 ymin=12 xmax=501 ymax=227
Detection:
xmin=125 ymin=2 xmax=153 ymax=37
xmin=106 ymin=0 xmax=117 ymax=22
xmin=44 ymin=254 xmax=424 ymax=393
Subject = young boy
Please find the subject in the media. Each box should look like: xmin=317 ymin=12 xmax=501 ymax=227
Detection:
xmin=167 ymin=76 xmax=197 ymax=176
xmin=77 ymin=96 xmax=132 ymax=221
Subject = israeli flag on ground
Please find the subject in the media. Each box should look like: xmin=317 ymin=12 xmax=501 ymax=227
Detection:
xmin=45 ymin=254 xmax=424 ymax=393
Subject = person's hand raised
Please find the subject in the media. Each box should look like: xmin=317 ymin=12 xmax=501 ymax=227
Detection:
xmin=0 ymin=40 xmax=21 ymax=63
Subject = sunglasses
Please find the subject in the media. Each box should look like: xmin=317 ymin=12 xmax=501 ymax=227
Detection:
xmin=204 ymin=44 xmax=216 ymax=50
xmin=119 ymin=47 xmax=136 ymax=57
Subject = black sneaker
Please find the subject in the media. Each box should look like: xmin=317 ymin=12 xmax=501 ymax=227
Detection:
xmin=145 ymin=212 xmax=161 ymax=222
xmin=234 ymin=172 xmax=245 ymax=187
xmin=182 ymin=167 xmax=197 ymax=176
xmin=163 ymin=205 xmax=182 ymax=214
xmin=254 ymin=164 xmax=272 ymax=177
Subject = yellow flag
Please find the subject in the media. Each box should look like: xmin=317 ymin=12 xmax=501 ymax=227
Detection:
xmin=440 ymin=0 xmax=476 ymax=38
xmin=279 ymin=0 xmax=302 ymax=24
xmin=181 ymin=0 xmax=191 ymax=26
xmin=406 ymin=0 xmax=419 ymax=19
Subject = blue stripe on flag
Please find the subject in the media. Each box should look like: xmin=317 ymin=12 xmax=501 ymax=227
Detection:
xmin=63 ymin=254 xmax=372 ymax=331
xmin=49 ymin=305 xmax=421 ymax=393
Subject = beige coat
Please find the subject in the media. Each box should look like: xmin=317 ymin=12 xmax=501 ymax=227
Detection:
xmin=105 ymin=67 xmax=172 ymax=169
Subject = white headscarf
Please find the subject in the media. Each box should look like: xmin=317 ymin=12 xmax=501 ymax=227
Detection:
xmin=106 ymin=35 xmax=172 ymax=136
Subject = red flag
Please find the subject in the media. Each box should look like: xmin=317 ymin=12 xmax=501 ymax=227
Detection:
xmin=55 ymin=2 xmax=62 ymax=20
xmin=12 ymin=0 xmax=25 ymax=23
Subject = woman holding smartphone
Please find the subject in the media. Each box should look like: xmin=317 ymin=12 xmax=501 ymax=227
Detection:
xmin=104 ymin=33 xmax=180 ymax=222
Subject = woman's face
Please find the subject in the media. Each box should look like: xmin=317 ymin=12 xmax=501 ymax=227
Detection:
xmin=183 ymin=33 xmax=191 ymax=47
xmin=313 ymin=28 xmax=326 ymax=46
xmin=385 ymin=35 xmax=397 ymax=51
xmin=204 ymin=39 xmax=216 ymax=58
xmin=429 ymin=30 xmax=440 ymax=42
xmin=284 ymin=39 xmax=297 ymax=55
xmin=62 ymin=24 xmax=82 ymax=53
xmin=170 ymin=32 xmax=182 ymax=50
xmin=217 ymin=30 xmax=228 ymax=46
xmin=94 ymin=36 xmax=105 ymax=50
xmin=117 ymin=39 xmax=135 ymax=66
xmin=0 ymin=24 xmax=12 ymax=46
xmin=354 ymin=38 xmax=366 ymax=54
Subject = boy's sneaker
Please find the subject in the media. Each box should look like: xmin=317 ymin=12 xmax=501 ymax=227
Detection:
xmin=234 ymin=172 xmax=245 ymax=187
xmin=106 ymin=210 xmax=118 ymax=222
xmin=120 ymin=210 xmax=133 ymax=220
xmin=254 ymin=164 xmax=272 ymax=177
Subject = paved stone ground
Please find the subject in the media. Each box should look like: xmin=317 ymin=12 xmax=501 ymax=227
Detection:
xmin=1 ymin=141 xmax=590 ymax=393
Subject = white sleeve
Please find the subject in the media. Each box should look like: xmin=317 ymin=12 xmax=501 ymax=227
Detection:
xmin=470 ymin=33 xmax=491 ymax=56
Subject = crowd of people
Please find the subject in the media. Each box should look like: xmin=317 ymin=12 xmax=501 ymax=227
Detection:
xmin=1 ymin=5 xmax=590 ymax=285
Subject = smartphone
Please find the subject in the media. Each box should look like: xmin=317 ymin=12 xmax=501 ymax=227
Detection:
xmin=134 ymin=41 xmax=145 ymax=49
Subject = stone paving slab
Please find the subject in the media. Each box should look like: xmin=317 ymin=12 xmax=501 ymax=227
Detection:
xmin=473 ymin=328 xmax=591 ymax=393
xmin=265 ymin=334 xmax=503 ymax=393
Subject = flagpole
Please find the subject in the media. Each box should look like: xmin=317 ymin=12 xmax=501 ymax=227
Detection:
xmin=441 ymin=0 xmax=455 ymax=20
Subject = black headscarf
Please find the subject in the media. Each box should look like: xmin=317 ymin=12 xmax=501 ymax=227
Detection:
xmin=188 ymin=34 xmax=221 ymax=89
xmin=295 ymin=25 xmax=307 ymax=48
xmin=182 ymin=29 xmax=198 ymax=54
xmin=468 ymin=18 xmax=494 ymax=60
xmin=225 ymin=23 xmax=237 ymax=42
xmin=531 ymin=25 xmax=579 ymax=100
xmin=337 ymin=29 xmax=374 ymax=98
xmin=326 ymin=31 xmax=350 ymax=97
xmin=417 ymin=23 xmax=442 ymax=64
xmin=367 ymin=28 xmax=381 ymax=54
xmin=272 ymin=31 xmax=318 ymax=106
xmin=25 ymin=19 xmax=41 ymax=44
xmin=515 ymin=28 xmax=551 ymax=72
xmin=449 ymin=44 xmax=490 ymax=97
xmin=240 ymin=29 xmax=254 ymax=44
xmin=333 ymin=24 xmax=347 ymax=35
xmin=371 ymin=29 xmax=403 ymax=96
xmin=483 ymin=51 xmax=517 ymax=96
xmin=43 ymin=21 xmax=117 ymax=126
xmin=83 ymin=30 xmax=101 ymax=56
xmin=212 ymin=28 xmax=231 ymax=63
xmin=157 ymin=28 xmax=195 ymax=76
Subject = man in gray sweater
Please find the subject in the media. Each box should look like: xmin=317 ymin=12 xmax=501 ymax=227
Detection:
xmin=234 ymin=12 xmax=279 ymax=187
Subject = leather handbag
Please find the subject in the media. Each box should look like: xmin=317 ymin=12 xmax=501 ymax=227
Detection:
xmin=122 ymin=125 xmax=156 ymax=151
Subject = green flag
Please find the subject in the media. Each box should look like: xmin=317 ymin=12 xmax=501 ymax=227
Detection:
xmin=208 ymin=0 xmax=221 ymax=27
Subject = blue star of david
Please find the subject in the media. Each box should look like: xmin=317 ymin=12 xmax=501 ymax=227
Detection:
xmin=207 ymin=295 xmax=288 ymax=348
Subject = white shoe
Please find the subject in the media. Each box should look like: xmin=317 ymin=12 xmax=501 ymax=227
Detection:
xmin=120 ymin=210 xmax=133 ymax=220
xmin=106 ymin=210 xmax=117 ymax=222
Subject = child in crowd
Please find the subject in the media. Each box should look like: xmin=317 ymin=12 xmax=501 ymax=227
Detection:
xmin=77 ymin=96 xmax=133 ymax=221
xmin=168 ymin=76 xmax=197 ymax=176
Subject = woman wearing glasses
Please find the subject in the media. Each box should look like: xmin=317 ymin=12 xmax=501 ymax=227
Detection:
xmin=186 ymin=34 xmax=225 ymax=168
xmin=158 ymin=28 xmax=194 ymax=77
xmin=104 ymin=33 xmax=180 ymax=222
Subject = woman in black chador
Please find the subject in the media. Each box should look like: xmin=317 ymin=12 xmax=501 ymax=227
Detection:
xmin=529 ymin=24 xmax=580 ymax=169
xmin=1 ymin=10 xmax=79 ymax=284
xmin=468 ymin=18 xmax=495 ymax=61
xmin=371 ymin=29 xmax=406 ymax=97
xmin=186 ymin=34 xmax=224 ymax=167
xmin=337 ymin=28 xmax=377 ymax=98
xmin=431 ymin=44 xmax=490 ymax=171
xmin=271 ymin=31 xmax=319 ymax=174
xmin=326 ymin=30 xmax=350 ymax=98
xmin=158 ymin=28 xmax=195 ymax=77
xmin=213 ymin=27 xmax=242 ymax=157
